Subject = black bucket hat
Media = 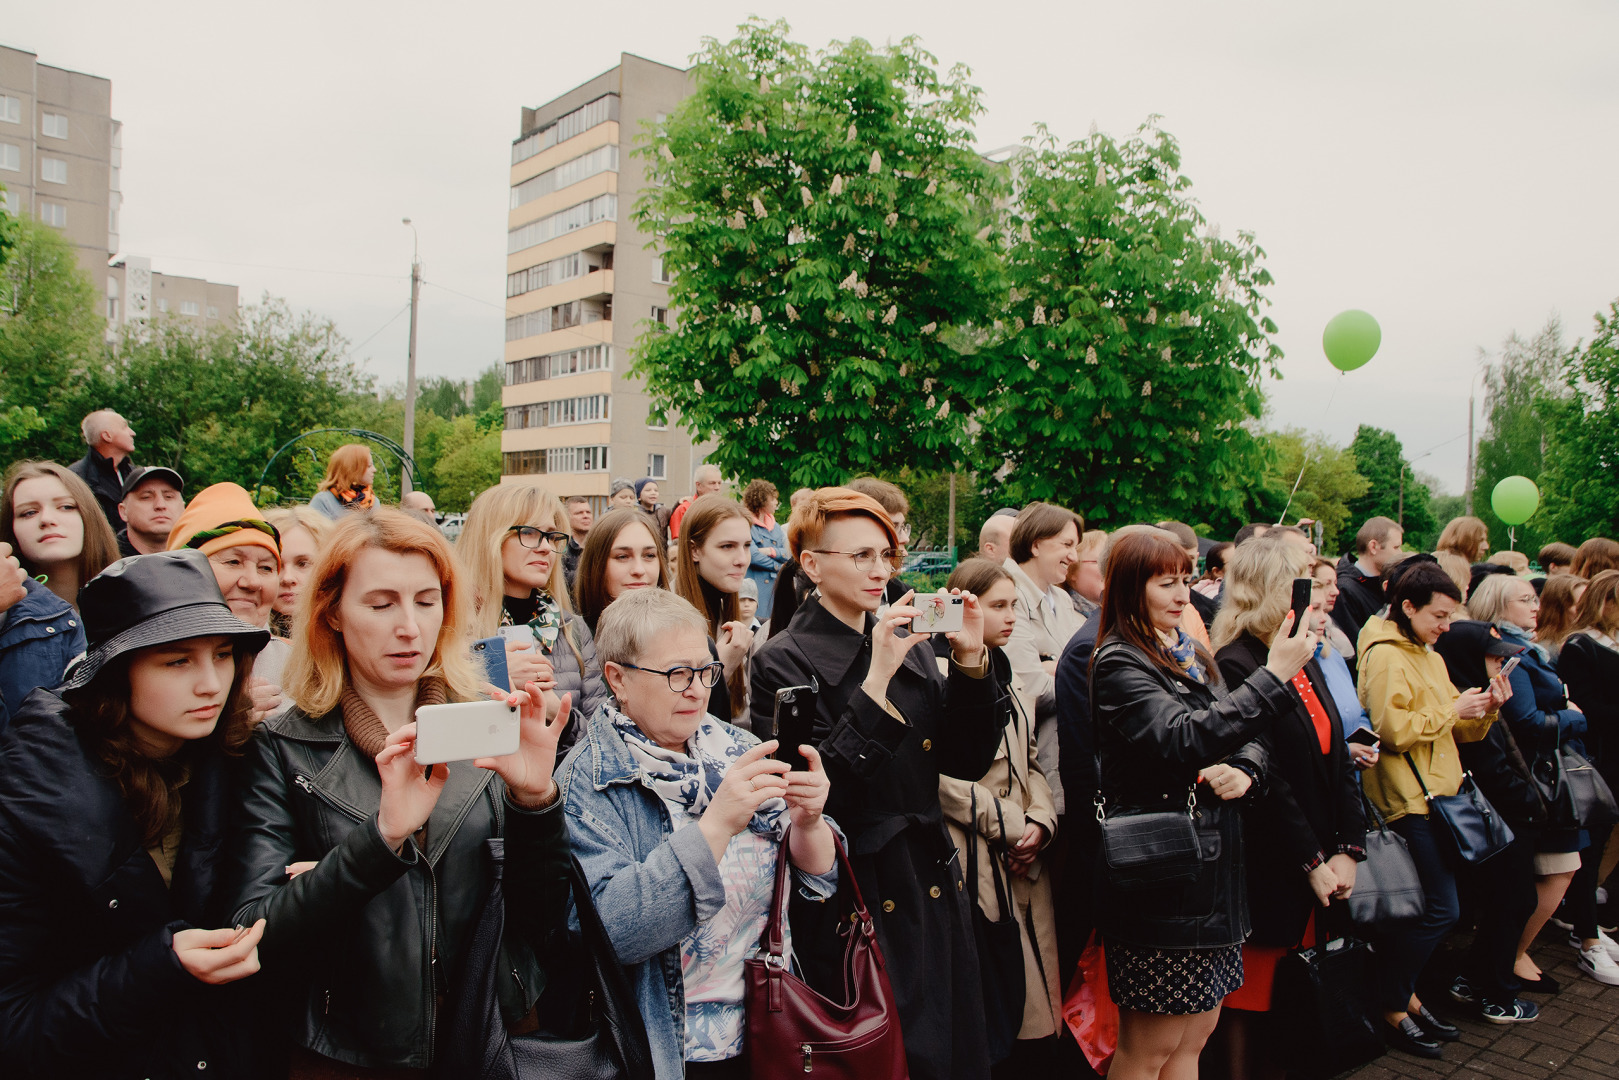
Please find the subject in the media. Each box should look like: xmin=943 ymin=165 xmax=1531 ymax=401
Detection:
xmin=60 ymin=549 xmax=271 ymax=691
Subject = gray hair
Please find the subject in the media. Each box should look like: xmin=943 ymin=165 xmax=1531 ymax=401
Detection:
xmin=81 ymin=409 xmax=123 ymax=446
xmin=594 ymin=587 xmax=710 ymax=667
xmin=693 ymin=463 xmax=722 ymax=484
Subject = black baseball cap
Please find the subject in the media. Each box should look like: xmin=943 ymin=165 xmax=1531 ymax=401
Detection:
xmin=121 ymin=465 xmax=185 ymax=501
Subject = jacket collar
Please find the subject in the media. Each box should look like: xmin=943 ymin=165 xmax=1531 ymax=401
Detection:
xmin=0 ymin=576 xmax=74 ymax=638
xmin=782 ymin=594 xmax=875 ymax=686
xmin=582 ymin=707 xmax=641 ymax=791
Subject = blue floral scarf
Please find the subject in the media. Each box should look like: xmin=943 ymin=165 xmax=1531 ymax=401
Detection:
xmin=1158 ymin=627 xmax=1208 ymax=685
xmin=607 ymin=705 xmax=787 ymax=839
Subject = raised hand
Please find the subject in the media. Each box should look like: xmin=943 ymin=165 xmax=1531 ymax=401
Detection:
xmin=1264 ymin=611 xmax=1317 ymax=682
xmin=941 ymin=588 xmax=986 ymax=666
xmin=783 ymin=744 xmax=830 ymax=830
xmin=717 ymin=620 xmax=755 ymax=672
xmin=247 ymin=676 xmax=284 ymax=725
xmin=698 ymin=740 xmax=789 ymax=863
xmin=862 ymin=591 xmax=935 ymax=703
xmin=1456 ymin=687 xmax=1493 ymax=720
xmin=375 ymin=723 xmax=447 ymax=853
xmin=477 ymin=685 xmax=568 ymax=809
xmin=0 ymin=541 xmax=27 ymax=615
xmin=172 ymin=919 xmax=266 ymax=985
xmin=505 ymin=638 xmax=556 ymax=695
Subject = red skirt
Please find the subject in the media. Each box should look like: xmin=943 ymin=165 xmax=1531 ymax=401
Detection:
xmin=1223 ymin=909 xmax=1318 ymax=1013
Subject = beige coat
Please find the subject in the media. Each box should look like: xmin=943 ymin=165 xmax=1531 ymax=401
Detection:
xmin=938 ymin=657 xmax=1062 ymax=1041
xmin=1002 ymin=559 xmax=1086 ymax=813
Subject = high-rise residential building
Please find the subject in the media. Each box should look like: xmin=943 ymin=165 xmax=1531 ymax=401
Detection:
xmin=1 ymin=43 xmax=238 ymax=329
xmin=502 ymin=53 xmax=714 ymax=509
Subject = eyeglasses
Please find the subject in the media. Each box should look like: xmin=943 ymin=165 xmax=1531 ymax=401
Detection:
xmin=508 ymin=526 xmax=571 ymax=550
xmin=618 ymin=660 xmax=725 ymax=692
xmin=810 ymin=548 xmax=905 ymax=573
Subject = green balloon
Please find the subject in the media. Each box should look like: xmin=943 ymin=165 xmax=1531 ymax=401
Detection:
xmin=1322 ymin=310 xmax=1382 ymax=372
xmin=1491 ymin=475 xmax=1540 ymax=525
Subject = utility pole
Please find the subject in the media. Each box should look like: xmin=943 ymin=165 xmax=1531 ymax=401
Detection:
xmin=1398 ymin=463 xmax=1406 ymax=529
xmin=401 ymin=218 xmax=421 ymax=496
xmin=947 ymin=473 xmax=957 ymax=562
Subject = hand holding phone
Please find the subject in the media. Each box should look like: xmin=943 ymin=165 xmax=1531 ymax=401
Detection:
xmin=1288 ymin=577 xmax=1313 ymax=638
xmin=910 ymin=592 xmax=966 ymax=635
xmin=1499 ymin=655 xmax=1522 ymax=679
xmin=772 ymin=682 xmax=819 ymax=771
xmin=413 ymin=699 xmax=522 ymax=765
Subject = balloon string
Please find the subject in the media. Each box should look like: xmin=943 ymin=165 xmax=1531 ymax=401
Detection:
xmin=1277 ymin=371 xmax=1346 ymax=526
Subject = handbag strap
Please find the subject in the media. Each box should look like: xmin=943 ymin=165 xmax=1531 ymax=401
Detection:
xmin=1402 ymin=751 xmax=1436 ymax=801
xmin=762 ymin=823 xmax=869 ymax=962
xmin=1359 ymin=785 xmax=1392 ymax=834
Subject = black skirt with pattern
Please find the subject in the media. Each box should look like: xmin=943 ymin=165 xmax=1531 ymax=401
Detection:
xmin=1106 ymin=940 xmax=1244 ymax=1015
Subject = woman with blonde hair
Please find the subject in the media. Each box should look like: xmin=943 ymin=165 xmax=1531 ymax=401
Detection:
xmin=1560 ymin=570 xmax=1619 ymax=978
xmin=1437 ymin=516 xmax=1491 ymax=564
xmin=226 ymin=508 xmax=572 ymax=1072
xmin=459 ymin=483 xmax=606 ymax=737
xmin=574 ymin=506 xmax=672 ymax=635
xmin=262 ymin=506 xmax=332 ymax=639
xmin=674 ymin=494 xmax=755 ymax=722
xmin=308 ymin=443 xmax=376 ymax=519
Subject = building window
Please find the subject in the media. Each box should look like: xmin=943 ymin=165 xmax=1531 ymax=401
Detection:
xmin=156 ymin=297 xmax=169 ymax=313
xmin=0 ymin=142 xmax=18 ymax=171
xmin=651 ymin=256 xmax=673 ymax=284
xmin=511 ymin=95 xmax=619 ymax=164
xmin=506 ymin=250 xmax=605 ymax=298
xmin=180 ymin=300 xmax=200 ymax=316
xmin=503 ymin=394 xmax=611 ymax=430
xmin=0 ymin=96 xmax=20 ymax=124
xmin=504 ymin=297 xmax=610 ymax=342
xmin=502 ymin=446 xmax=611 ymax=476
xmin=647 ymin=454 xmax=666 ymax=480
xmin=506 ymin=193 xmax=616 ymax=255
xmin=41 ymin=157 xmax=67 ymax=184
xmin=39 ymin=202 xmax=67 ymax=227
xmin=41 ymin=112 xmax=69 ymax=139
xmin=207 ymin=305 xmax=219 ymax=319
xmin=510 ymin=145 xmax=618 ymax=209
xmin=649 ymin=305 xmax=669 ymax=327
xmin=505 ymin=344 xmax=613 ymax=386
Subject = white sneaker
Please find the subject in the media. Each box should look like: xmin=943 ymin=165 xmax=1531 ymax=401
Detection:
xmin=1577 ymin=943 xmax=1619 ymax=986
xmin=1599 ymin=886 xmax=1609 ymax=905
xmin=1568 ymin=928 xmax=1619 ymax=962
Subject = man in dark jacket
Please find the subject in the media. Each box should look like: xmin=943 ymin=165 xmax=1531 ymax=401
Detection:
xmin=67 ymin=409 xmax=137 ymax=528
xmin=114 ymin=466 xmax=185 ymax=559
xmin=1333 ymin=516 xmax=1404 ymax=653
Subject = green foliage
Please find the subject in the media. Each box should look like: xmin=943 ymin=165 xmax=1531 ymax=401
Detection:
xmin=0 ymin=190 xmax=18 ymax=275
xmin=0 ymin=216 xmax=108 ymax=462
xmin=1425 ymin=476 xmax=1466 ymax=540
xmin=414 ymin=364 xmax=502 ymax=422
xmin=1257 ymin=428 xmax=1369 ymax=556
xmin=1540 ymin=299 xmax=1619 ymax=543
xmin=875 ymin=468 xmax=989 ymax=553
xmin=973 ymin=123 xmax=1281 ymax=528
xmin=1468 ymin=318 xmax=1568 ymax=553
xmin=1344 ymin=425 xmax=1438 ymax=549
xmin=431 ymin=414 xmax=502 ymax=513
xmin=631 ymin=18 xmax=1004 ymax=491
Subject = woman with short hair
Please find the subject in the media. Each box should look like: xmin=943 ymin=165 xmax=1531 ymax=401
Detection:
xmin=226 ymin=509 xmax=572 ymax=1073
xmin=560 ymin=587 xmax=837 ymax=1080
xmin=574 ymin=506 xmax=671 ymax=635
xmin=1091 ymin=529 xmax=1313 ymax=1080
xmin=459 ymin=483 xmax=607 ymax=742
xmin=0 ymin=549 xmax=271 ymax=1076
xmin=307 ymin=444 xmax=376 ymax=519
xmin=673 ymin=495 xmax=755 ymax=722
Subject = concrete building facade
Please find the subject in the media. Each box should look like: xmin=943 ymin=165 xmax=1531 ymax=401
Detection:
xmin=501 ymin=53 xmax=715 ymax=509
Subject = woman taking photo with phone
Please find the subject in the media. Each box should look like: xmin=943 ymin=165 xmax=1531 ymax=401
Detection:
xmin=0 ymin=549 xmax=271 ymax=1077
xmin=674 ymin=494 xmax=756 ymax=722
xmin=561 ymin=587 xmax=837 ymax=1080
xmin=1210 ymin=535 xmax=1364 ymax=1078
xmin=460 ymin=483 xmax=607 ymax=740
xmin=1091 ymin=529 xmax=1313 ymax=1080
xmin=750 ymin=487 xmax=1000 ymax=1080
xmin=1358 ymin=560 xmax=1511 ymax=1057
xmin=574 ymin=506 xmax=672 ymax=634
xmin=225 ymin=508 xmax=572 ymax=1073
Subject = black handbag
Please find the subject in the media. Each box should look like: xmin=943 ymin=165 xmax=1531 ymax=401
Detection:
xmin=437 ymin=839 xmax=656 ymax=1080
xmin=1532 ymin=737 xmax=1619 ymax=829
xmin=1347 ymin=792 xmax=1425 ymax=927
xmin=1403 ymin=755 xmax=1514 ymax=864
xmin=1272 ymin=933 xmax=1385 ymax=1078
xmin=1095 ymin=785 xmax=1203 ymax=890
xmin=967 ymin=789 xmax=1026 ymax=1064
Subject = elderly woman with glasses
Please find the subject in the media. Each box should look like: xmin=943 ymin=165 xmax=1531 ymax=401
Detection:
xmin=560 ymin=587 xmax=837 ymax=1080
xmin=749 ymin=487 xmax=1000 ymax=1080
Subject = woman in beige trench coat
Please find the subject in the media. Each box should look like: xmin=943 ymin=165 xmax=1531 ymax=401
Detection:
xmin=938 ymin=558 xmax=1063 ymax=1066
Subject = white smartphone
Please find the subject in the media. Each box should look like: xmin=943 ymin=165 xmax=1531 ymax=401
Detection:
xmin=499 ymin=625 xmax=534 ymax=646
xmin=414 ymin=699 xmax=520 ymax=765
xmin=910 ymin=592 xmax=965 ymax=635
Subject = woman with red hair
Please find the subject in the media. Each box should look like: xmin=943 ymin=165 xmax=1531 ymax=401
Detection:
xmin=308 ymin=444 xmax=377 ymax=520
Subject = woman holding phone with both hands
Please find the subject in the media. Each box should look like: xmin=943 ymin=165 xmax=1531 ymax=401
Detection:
xmin=225 ymin=508 xmax=573 ymax=1074
xmin=751 ymin=487 xmax=1002 ymax=1080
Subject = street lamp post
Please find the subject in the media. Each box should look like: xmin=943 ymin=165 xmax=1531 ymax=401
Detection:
xmin=401 ymin=218 xmax=421 ymax=497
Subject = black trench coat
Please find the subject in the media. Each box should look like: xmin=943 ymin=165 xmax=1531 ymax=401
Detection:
xmin=750 ymin=597 xmax=1002 ymax=1080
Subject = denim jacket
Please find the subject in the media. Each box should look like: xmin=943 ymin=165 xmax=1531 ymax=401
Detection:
xmin=558 ymin=707 xmax=839 ymax=1080
xmin=0 ymin=579 xmax=85 ymax=735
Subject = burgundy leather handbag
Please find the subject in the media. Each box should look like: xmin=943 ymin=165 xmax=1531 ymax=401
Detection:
xmin=744 ymin=825 xmax=909 ymax=1079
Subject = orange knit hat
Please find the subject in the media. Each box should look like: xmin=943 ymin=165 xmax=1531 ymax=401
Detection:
xmin=165 ymin=482 xmax=281 ymax=565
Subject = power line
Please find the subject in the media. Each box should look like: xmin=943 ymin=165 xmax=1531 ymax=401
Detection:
xmin=421 ymin=278 xmax=505 ymax=312
xmin=349 ymin=303 xmax=413 ymax=354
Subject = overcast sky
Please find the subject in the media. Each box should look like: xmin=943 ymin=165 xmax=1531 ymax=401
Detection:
xmin=11 ymin=1 xmax=1618 ymax=494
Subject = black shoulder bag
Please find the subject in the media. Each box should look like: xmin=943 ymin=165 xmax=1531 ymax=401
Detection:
xmin=437 ymin=838 xmax=655 ymax=1080
xmin=1403 ymin=754 xmax=1514 ymax=864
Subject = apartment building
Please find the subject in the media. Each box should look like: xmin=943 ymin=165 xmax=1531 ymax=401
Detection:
xmin=106 ymin=256 xmax=238 ymax=328
xmin=502 ymin=53 xmax=715 ymax=507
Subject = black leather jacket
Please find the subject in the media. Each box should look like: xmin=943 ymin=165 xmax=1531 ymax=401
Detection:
xmin=1092 ymin=637 xmax=1292 ymax=949
xmin=225 ymin=704 xmax=568 ymax=1071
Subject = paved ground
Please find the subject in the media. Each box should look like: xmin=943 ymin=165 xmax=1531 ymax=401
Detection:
xmin=1340 ymin=929 xmax=1619 ymax=1080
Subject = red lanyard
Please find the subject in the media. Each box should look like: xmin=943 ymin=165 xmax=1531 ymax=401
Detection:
xmin=1290 ymin=670 xmax=1333 ymax=755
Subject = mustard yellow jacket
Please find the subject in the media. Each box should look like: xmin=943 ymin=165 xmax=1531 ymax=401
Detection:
xmin=1356 ymin=617 xmax=1497 ymax=822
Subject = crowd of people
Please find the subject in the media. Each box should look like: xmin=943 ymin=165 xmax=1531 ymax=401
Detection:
xmin=1 ymin=410 xmax=1617 ymax=1080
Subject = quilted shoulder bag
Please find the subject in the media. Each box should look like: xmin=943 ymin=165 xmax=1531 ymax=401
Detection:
xmin=1346 ymin=791 xmax=1424 ymax=926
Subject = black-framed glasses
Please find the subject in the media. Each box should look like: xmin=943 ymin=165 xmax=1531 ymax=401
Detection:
xmin=619 ymin=660 xmax=725 ymax=692
xmin=810 ymin=548 xmax=904 ymax=573
xmin=508 ymin=526 xmax=571 ymax=550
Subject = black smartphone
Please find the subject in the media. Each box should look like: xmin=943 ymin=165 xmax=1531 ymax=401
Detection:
xmin=772 ymin=682 xmax=819 ymax=772
xmin=1288 ymin=577 xmax=1313 ymax=637
xmin=1346 ymin=727 xmax=1380 ymax=748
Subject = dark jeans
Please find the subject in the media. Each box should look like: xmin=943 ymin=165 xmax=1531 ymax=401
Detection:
xmin=1373 ymin=814 xmax=1461 ymax=1013
xmin=1569 ymin=823 xmax=1615 ymax=940
xmin=1462 ymin=827 xmax=1538 ymax=1004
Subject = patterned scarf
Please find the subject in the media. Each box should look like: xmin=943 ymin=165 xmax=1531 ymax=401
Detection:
xmin=333 ymin=485 xmax=375 ymax=511
xmin=500 ymin=588 xmax=562 ymax=656
xmin=606 ymin=704 xmax=787 ymax=838
xmin=1157 ymin=627 xmax=1208 ymax=685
